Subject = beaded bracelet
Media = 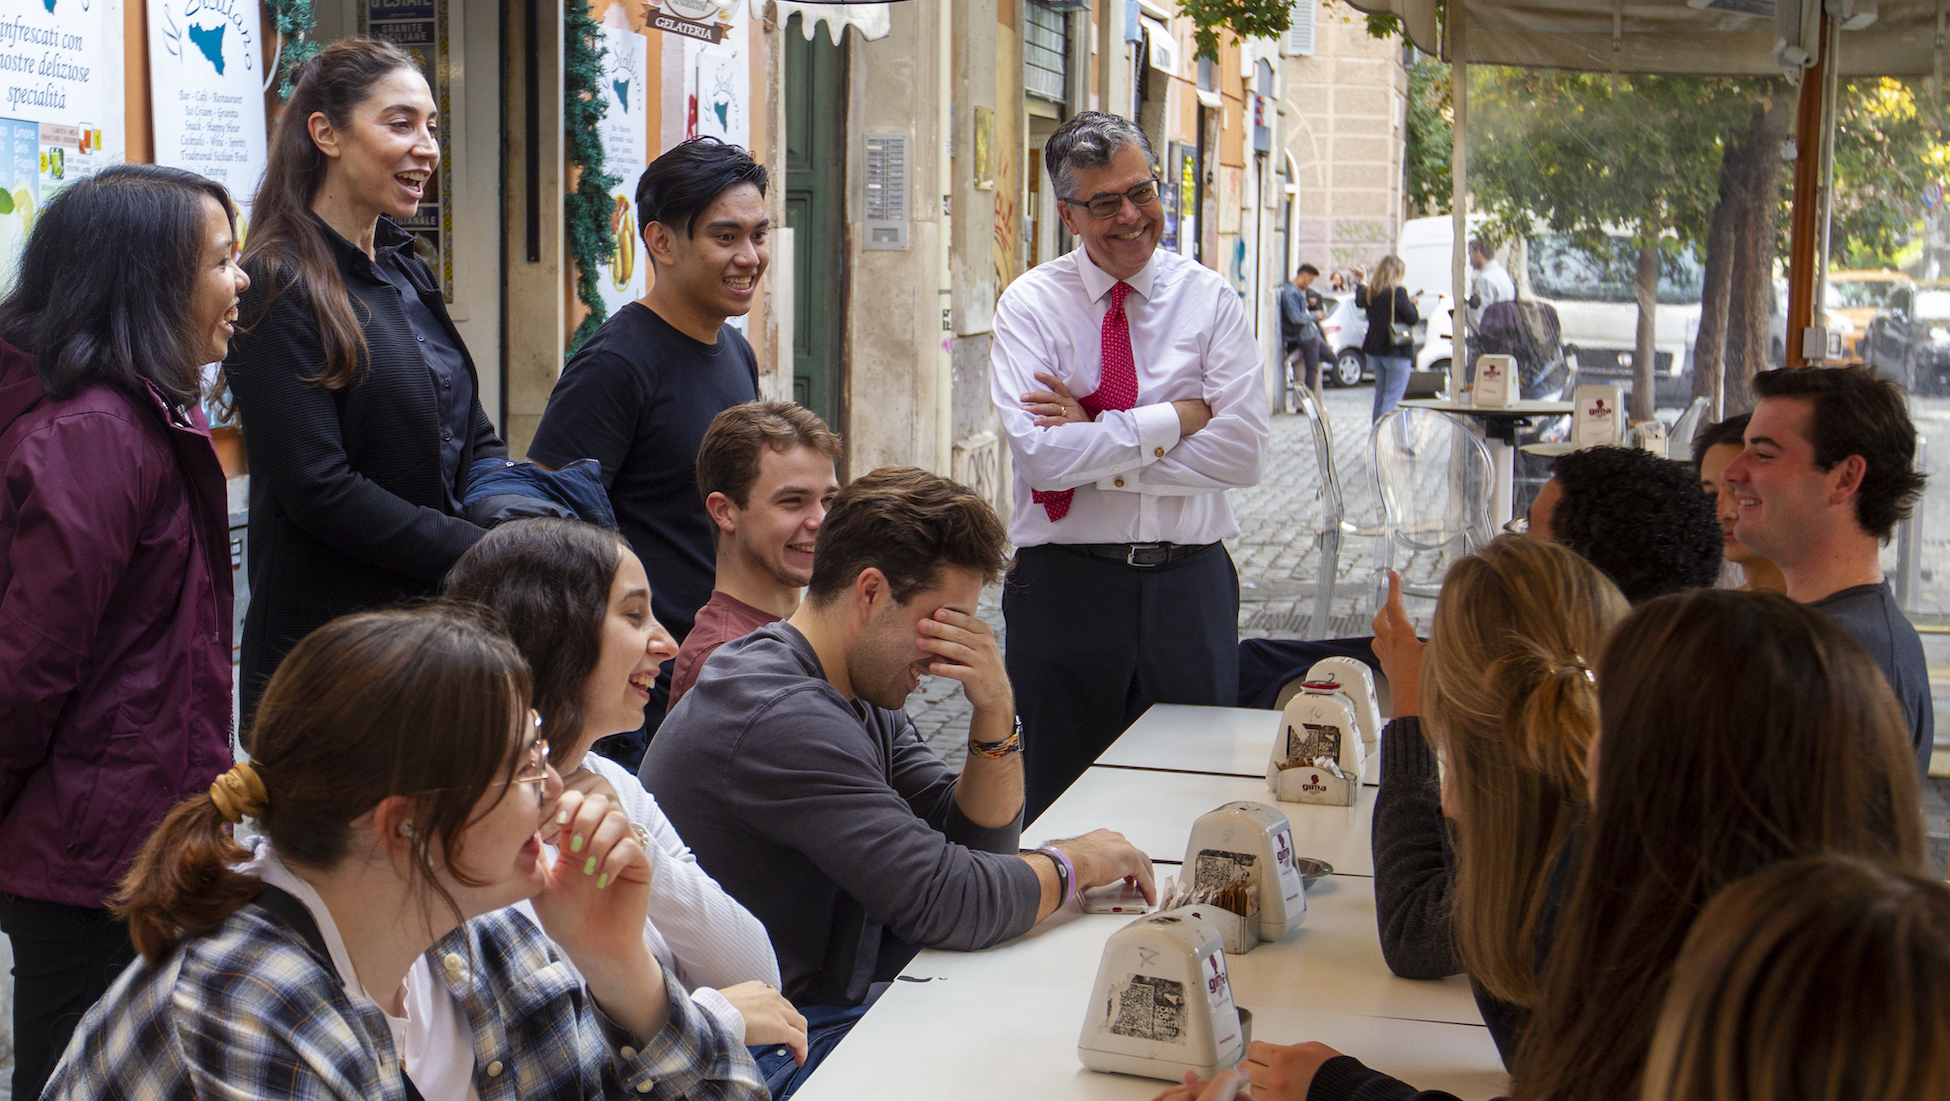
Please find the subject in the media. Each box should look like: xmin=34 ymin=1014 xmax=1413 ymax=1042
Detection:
xmin=968 ymin=718 xmax=1023 ymax=759
xmin=1036 ymin=845 xmax=1077 ymax=907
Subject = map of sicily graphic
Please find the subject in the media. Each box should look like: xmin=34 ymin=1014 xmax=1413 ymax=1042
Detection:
xmin=187 ymin=22 xmax=225 ymax=74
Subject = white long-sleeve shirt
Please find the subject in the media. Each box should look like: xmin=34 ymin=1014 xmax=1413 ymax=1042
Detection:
xmin=545 ymin=753 xmax=781 ymax=1044
xmin=989 ymin=246 xmax=1269 ymax=547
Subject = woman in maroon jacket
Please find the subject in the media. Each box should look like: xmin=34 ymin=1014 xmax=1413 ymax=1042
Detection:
xmin=0 ymin=164 xmax=247 ymax=1101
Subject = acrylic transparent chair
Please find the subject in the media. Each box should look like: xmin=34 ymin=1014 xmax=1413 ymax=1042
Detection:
xmin=1292 ymin=385 xmax=1385 ymax=638
xmin=1667 ymin=396 xmax=1711 ymax=462
xmin=1367 ymin=407 xmax=1497 ymax=612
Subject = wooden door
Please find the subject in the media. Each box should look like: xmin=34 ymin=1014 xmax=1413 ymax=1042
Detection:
xmin=784 ymin=16 xmax=845 ymax=430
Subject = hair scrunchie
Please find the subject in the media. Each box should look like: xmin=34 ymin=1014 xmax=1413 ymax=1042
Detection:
xmin=208 ymin=762 xmax=268 ymax=824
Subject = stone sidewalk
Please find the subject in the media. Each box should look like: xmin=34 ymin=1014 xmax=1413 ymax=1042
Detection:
xmin=912 ymin=385 xmax=1405 ymax=768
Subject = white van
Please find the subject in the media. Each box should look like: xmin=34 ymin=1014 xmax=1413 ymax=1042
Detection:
xmin=1395 ymin=215 xmax=1703 ymax=406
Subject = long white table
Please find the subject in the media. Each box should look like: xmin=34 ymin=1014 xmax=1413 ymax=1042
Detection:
xmin=791 ymin=981 xmax=1505 ymax=1101
xmin=1095 ymin=703 xmax=1382 ymax=785
xmin=903 ymin=866 xmax=1480 ymax=1026
xmin=1027 ymin=765 xmax=1378 ymax=878
xmin=788 ymin=704 xmax=1503 ymax=1099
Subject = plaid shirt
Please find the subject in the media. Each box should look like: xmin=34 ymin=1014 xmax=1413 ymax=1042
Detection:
xmin=45 ymin=901 xmax=766 ymax=1101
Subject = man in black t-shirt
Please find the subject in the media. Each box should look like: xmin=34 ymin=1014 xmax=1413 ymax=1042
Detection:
xmin=528 ymin=138 xmax=770 ymax=768
xmin=1721 ymin=366 xmax=1934 ymax=774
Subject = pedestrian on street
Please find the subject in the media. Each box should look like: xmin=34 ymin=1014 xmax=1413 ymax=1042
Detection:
xmin=223 ymin=37 xmax=505 ymax=728
xmin=0 ymin=164 xmax=246 ymax=1101
xmin=991 ymin=111 xmax=1269 ymax=820
xmin=1279 ymin=263 xmax=1329 ymax=408
xmin=1355 ymin=256 xmax=1419 ymax=422
xmin=526 ymin=138 xmax=767 ymax=770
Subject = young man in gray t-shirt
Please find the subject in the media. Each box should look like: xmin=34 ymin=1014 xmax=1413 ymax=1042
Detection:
xmin=1722 ymin=366 xmax=1933 ymax=773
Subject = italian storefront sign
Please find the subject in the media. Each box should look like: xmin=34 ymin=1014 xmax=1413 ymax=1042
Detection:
xmin=147 ymin=0 xmax=268 ymax=229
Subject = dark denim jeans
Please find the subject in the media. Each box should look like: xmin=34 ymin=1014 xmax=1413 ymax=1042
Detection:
xmin=751 ymin=1002 xmax=875 ymax=1100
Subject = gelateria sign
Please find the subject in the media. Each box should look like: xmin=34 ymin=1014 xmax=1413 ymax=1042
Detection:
xmin=148 ymin=0 xmax=268 ymax=221
xmin=0 ymin=0 xmax=125 ymax=292
xmin=651 ymin=0 xmax=726 ymax=43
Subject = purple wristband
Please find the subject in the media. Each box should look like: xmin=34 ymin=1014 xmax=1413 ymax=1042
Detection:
xmin=1037 ymin=845 xmax=1078 ymax=907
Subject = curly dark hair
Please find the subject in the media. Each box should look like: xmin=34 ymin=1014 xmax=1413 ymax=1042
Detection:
xmin=1548 ymin=447 xmax=1723 ymax=604
xmin=1751 ymin=366 xmax=1927 ymax=541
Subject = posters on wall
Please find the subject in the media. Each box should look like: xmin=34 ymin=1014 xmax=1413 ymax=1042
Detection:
xmin=594 ymin=17 xmax=647 ymax=318
xmin=360 ymin=0 xmax=452 ymax=300
xmin=147 ymin=0 xmax=267 ymax=230
xmin=0 ymin=0 xmax=125 ymax=292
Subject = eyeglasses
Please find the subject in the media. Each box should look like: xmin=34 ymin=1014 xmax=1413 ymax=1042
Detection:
xmin=513 ymin=710 xmax=550 ymax=788
xmin=1060 ymin=178 xmax=1161 ymax=220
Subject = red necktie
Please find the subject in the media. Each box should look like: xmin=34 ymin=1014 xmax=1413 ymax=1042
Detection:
xmin=1036 ymin=280 xmax=1137 ymax=522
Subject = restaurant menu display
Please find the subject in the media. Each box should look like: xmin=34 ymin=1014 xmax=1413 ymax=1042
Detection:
xmin=0 ymin=0 xmax=125 ymax=292
xmin=148 ymin=0 xmax=268 ymax=228
xmin=594 ymin=18 xmax=647 ymax=317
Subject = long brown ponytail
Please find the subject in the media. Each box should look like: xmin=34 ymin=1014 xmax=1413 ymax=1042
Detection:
xmin=114 ymin=606 xmax=532 ymax=963
xmin=238 ymin=37 xmax=419 ymax=389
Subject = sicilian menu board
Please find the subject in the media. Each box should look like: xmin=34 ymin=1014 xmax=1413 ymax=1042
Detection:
xmin=0 ymin=0 xmax=125 ymax=292
xmin=147 ymin=0 xmax=269 ymax=232
xmin=360 ymin=0 xmax=452 ymax=300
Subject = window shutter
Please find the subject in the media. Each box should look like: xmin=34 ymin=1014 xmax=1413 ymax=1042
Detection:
xmin=1285 ymin=0 xmax=1317 ymax=56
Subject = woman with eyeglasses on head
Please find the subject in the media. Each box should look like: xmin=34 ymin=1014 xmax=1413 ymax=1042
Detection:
xmin=444 ymin=518 xmax=808 ymax=1079
xmin=43 ymin=606 xmax=765 ymax=1101
xmin=0 ymin=163 xmax=247 ymax=1101
xmin=1639 ymin=853 xmax=1950 ymax=1101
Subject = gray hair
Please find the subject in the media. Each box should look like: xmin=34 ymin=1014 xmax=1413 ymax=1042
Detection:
xmin=1043 ymin=112 xmax=1157 ymax=200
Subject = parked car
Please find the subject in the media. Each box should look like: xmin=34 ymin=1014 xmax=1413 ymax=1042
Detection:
xmin=1525 ymin=231 xmax=1703 ymax=408
xmin=1827 ymin=269 xmax=1908 ymax=364
xmin=1316 ymin=293 xmax=1371 ymax=387
xmin=1862 ymin=282 xmax=1950 ymax=395
xmin=1391 ymin=216 xmax=1705 ymax=408
xmin=1767 ymin=275 xmax=1873 ymax=367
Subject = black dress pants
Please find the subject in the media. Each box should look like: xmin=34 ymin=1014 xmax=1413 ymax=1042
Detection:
xmin=0 ymin=893 xmax=136 ymax=1101
xmin=1006 ymin=542 xmax=1240 ymax=823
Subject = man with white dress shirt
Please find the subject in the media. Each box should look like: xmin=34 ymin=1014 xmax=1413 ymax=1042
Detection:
xmin=1466 ymin=238 xmax=1515 ymax=327
xmin=991 ymin=112 xmax=1270 ymax=820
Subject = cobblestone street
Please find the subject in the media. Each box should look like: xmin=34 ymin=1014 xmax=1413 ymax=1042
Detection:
xmin=912 ymin=385 xmax=1408 ymax=767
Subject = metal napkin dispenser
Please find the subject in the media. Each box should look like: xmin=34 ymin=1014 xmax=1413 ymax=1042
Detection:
xmin=1077 ymin=910 xmax=1246 ymax=1081
xmin=1305 ymin=656 xmax=1383 ymax=757
xmin=1181 ymin=801 xmax=1307 ymax=942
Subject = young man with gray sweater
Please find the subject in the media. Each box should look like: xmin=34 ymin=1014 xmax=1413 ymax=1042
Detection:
xmin=642 ymin=466 xmax=1155 ymax=1013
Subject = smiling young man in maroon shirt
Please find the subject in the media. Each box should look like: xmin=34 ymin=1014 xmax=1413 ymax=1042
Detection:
xmin=668 ymin=401 xmax=843 ymax=712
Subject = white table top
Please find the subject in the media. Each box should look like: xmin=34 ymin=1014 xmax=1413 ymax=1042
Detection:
xmin=902 ymin=866 xmax=1483 ymax=1027
xmin=1027 ymin=766 xmax=1378 ymax=878
xmin=792 ymin=977 xmax=1505 ymax=1101
xmin=1401 ymin=398 xmax=1574 ymax=417
xmin=1096 ymin=703 xmax=1381 ymax=784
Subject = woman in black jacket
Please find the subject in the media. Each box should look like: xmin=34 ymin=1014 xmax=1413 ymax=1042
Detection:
xmin=224 ymin=37 xmax=503 ymax=723
xmin=1354 ymin=255 xmax=1419 ymax=422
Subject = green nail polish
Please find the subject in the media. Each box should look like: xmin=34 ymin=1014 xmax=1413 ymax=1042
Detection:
xmin=570 ymin=834 xmax=584 ymax=852
xmin=583 ymin=856 xmax=597 ymax=875
xmin=596 ymin=873 xmax=609 ymax=889
xmin=555 ymin=810 xmax=569 ymax=826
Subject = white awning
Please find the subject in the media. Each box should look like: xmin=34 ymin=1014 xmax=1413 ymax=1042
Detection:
xmin=1347 ymin=0 xmax=1937 ymax=76
xmin=761 ymin=0 xmax=894 ymax=43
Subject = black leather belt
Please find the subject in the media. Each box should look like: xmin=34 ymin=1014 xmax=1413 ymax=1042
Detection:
xmin=1067 ymin=542 xmax=1210 ymax=567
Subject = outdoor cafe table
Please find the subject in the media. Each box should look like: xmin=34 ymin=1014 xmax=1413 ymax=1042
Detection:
xmin=1400 ymin=398 xmax=1574 ymax=527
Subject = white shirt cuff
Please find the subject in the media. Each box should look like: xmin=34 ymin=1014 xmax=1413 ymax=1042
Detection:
xmin=1131 ymin=402 xmax=1182 ymax=464
xmin=691 ymin=987 xmax=747 ymax=1047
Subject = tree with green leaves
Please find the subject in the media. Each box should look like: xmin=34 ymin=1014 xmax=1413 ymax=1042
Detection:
xmin=1469 ymin=69 xmax=1747 ymax=418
